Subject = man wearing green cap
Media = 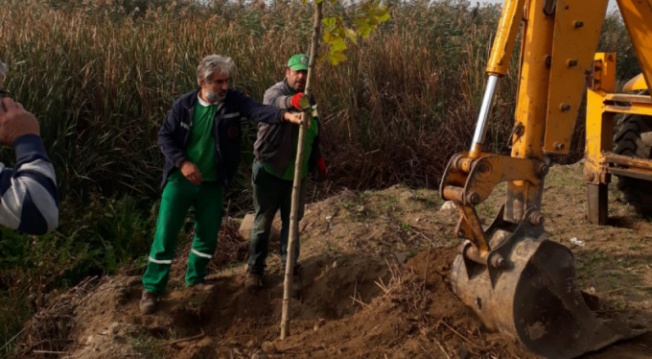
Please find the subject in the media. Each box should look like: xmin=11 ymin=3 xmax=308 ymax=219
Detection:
xmin=245 ymin=54 xmax=326 ymax=292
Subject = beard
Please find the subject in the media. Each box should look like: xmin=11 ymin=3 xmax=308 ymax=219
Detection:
xmin=205 ymin=91 xmax=225 ymax=103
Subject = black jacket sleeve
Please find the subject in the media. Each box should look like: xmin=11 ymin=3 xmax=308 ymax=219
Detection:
xmin=232 ymin=90 xmax=285 ymax=124
xmin=158 ymin=101 xmax=187 ymax=168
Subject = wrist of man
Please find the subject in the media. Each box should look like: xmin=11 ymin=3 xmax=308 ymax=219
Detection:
xmin=13 ymin=134 xmax=47 ymax=162
xmin=280 ymin=110 xmax=289 ymax=122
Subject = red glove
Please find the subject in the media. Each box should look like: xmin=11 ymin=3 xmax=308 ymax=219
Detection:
xmin=290 ymin=93 xmax=305 ymax=111
xmin=316 ymin=156 xmax=327 ymax=177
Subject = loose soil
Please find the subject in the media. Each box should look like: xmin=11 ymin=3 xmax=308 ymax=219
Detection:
xmin=13 ymin=162 xmax=652 ymax=358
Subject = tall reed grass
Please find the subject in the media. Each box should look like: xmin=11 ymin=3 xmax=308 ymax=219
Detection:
xmin=0 ymin=0 xmax=636 ymax=355
xmin=0 ymin=0 xmax=633 ymax=199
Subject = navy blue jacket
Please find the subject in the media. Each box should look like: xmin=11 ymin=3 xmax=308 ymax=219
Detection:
xmin=158 ymin=88 xmax=287 ymax=188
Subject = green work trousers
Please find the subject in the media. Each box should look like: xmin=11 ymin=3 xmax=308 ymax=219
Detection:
xmin=142 ymin=172 xmax=224 ymax=295
xmin=248 ymin=160 xmax=305 ymax=275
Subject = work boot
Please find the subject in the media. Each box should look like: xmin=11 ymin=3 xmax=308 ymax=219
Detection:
xmin=245 ymin=272 xmax=263 ymax=291
xmin=291 ymin=267 xmax=303 ymax=299
xmin=139 ymin=290 xmax=158 ymax=315
xmin=282 ymin=264 xmax=304 ymax=298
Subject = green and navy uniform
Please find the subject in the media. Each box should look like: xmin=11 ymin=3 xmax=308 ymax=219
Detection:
xmin=143 ymin=88 xmax=288 ymax=295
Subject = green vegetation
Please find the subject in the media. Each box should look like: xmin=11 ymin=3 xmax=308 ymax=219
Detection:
xmin=0 ymin=0 xmax=635 ymax=356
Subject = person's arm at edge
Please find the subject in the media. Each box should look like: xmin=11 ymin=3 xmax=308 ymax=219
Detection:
xmin=0 ymin=134 xmax=58 ymax=235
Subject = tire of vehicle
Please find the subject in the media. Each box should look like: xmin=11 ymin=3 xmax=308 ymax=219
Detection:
xmin=613 ymin=114 xmax=652 ymax=214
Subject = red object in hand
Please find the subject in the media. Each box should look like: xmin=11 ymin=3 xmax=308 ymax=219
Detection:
xmin=317 ymin=156 xmax=327 ymax=177
xmin=290 ymin=93 xmax=305 ymax=110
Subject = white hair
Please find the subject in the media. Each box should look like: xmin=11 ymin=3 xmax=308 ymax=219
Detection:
xmin=197 ymin=55 xmax=233 ymax=86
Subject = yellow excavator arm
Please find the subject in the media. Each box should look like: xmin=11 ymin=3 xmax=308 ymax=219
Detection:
xmin=439 ymin=0 xmax=652 ymax=357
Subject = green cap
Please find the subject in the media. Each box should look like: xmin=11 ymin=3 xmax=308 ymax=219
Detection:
xmin=287 ymin=54 xmax=309 ymax=71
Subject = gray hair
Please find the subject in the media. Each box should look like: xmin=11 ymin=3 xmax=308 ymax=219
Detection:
xmin=0 ymin=61 xmax=7 ymax=88
xmin=197 ymin=55 xmax=234 ymax=86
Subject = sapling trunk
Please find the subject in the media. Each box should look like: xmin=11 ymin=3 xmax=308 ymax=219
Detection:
xmin=280 ymin=0 xmax=323 ymax=341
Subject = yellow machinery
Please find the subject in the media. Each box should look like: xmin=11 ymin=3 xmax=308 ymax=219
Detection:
xmin=585 ymin=53 xmax=652 ymax=224
xmin=439 ymin=0 xmax=651 ymax=357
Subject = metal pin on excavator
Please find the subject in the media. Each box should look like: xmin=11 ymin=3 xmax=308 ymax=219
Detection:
xmin=440 ymin=0 xmax=651 ymax=358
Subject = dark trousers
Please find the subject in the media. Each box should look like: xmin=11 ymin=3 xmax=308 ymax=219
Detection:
xmin=248 ymin=160 xmax=305 ymax=275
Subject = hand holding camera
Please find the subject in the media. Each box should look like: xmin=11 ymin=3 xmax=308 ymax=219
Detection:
xmin=0 ymin=97 xmax=40 ymax=146
xmin=0 ymin=62 xmax=40 ymax=146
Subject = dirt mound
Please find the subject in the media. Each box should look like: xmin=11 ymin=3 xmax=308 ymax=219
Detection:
xmin=12 ymin=163 xmax=652 ymax=358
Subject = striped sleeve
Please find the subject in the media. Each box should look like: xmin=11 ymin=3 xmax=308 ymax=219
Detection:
xmin=0 ymin=134 xmax=59 ymax=235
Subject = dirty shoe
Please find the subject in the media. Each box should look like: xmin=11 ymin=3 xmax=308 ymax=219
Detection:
xmin=291 ymin=269 xmax=303 ymax=299
xmin=245 ymin=273 xmax=263 ymax=291
xmin=139 ymin=290 xmax=158 ymax=314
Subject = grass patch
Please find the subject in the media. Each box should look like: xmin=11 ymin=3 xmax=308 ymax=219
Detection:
xmin=0 ymin=291 xmax=32 ymax=359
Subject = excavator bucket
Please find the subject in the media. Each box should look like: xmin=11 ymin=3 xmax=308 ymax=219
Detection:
xmin=450 ymin=229 xmax=637 ymax=359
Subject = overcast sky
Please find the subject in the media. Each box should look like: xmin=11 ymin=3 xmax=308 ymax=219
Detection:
xmin=469 ymin=0 xmax=618 ymax=12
